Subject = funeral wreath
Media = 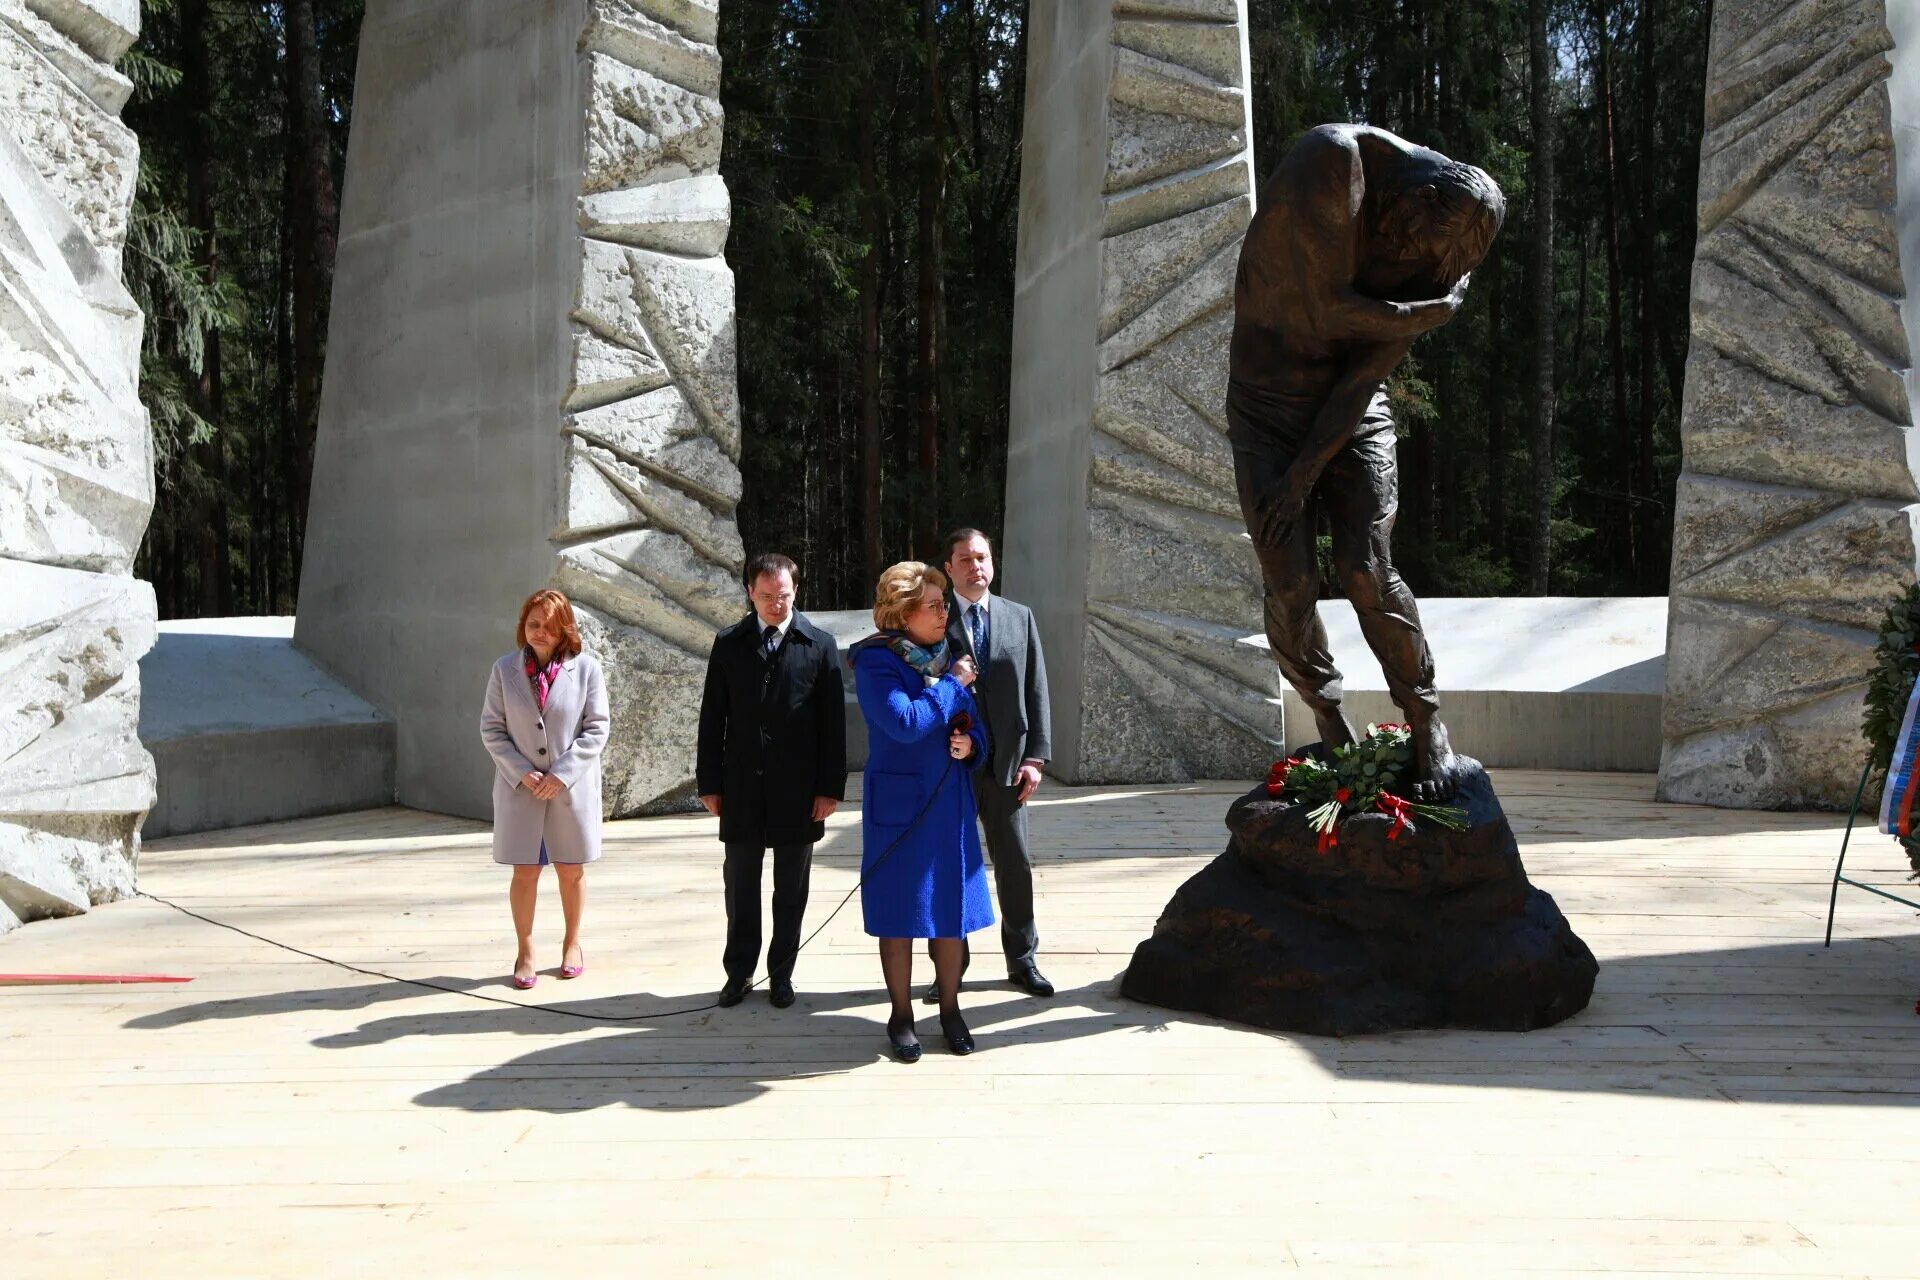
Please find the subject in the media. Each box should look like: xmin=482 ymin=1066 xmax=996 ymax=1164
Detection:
xmin=1863 ymin=584 xmax=1920 ymax=878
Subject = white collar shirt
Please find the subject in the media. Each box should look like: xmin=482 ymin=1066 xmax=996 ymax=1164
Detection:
xmin=756 ymin=612 xmax=794 ymax=652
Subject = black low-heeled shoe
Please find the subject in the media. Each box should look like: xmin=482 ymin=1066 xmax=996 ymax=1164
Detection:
xmin=939 ymin=1012 xmax=975 ymax=1056
xmin=887 ymin=1016 xmax=922 ymax=1064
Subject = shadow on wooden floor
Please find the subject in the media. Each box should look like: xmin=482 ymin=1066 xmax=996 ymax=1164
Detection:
xmin=118 ymin=931 xmax=1920 ymax=1112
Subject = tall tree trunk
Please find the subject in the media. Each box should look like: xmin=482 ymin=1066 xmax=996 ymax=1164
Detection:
xmin=1487 ymin=252 xmax=1508 ymax=560
xmin=181 ymin=0 xmax=225 ymax=617
xmin=1526 ymin=0 xmax=1556 ymax=594
xmin=1435 ymin=7 xmax=1459 ymax=546
xmin=1594 ymin=0 xmax=1632 ymax=577
xmin=285 ymin=0 xmax=340 ymax=585
xmin=915 ymin=0 xmax=945 ymax=559
xmin=825 ymin=348 xmax=845 ymax=603
xmin=858 ymin=77 xmax=884 ymax=585
xmin=1635 ymin=0 xmax=1660 ymax=588
xmin=275 ymin=160 xmax=296 ymax=612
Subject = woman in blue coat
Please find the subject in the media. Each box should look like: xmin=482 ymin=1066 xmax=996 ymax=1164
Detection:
xmin=852 ymin=561 xmax=993 ymax=1062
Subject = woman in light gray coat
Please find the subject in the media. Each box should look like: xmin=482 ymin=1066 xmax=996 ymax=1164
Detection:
xmin=480 ymin=589 xmax=609 ymax=989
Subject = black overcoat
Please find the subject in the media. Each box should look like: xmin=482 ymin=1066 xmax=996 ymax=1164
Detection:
xmin=695 ymin=611 xmax=848 ymax=846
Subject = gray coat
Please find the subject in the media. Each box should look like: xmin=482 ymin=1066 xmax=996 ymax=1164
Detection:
xmin=480 ymin=650 xmax=609 ymax=865
xmin=946 ymin=593 xmax=1052 ymax=788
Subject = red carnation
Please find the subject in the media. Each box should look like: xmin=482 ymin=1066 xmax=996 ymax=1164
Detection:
xmin=1265 ymin=756 xmax=1307 ymax=797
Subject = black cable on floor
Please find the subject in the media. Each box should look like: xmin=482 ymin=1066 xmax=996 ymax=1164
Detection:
xmin=137 ymin=761 xmax=959 ymax=1023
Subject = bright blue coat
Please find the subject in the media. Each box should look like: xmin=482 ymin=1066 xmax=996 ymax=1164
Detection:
xmin=852 ymin=642 xmax=995 ymax=939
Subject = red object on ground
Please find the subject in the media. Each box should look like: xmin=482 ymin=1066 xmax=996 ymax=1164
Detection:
xmin=0 ymin=974 xmax=193 ymax=986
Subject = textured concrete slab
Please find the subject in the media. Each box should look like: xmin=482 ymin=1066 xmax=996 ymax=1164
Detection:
xmin=1005 ymin=2 xmax=1270 ymax=786
xmin=1661 ymin=0 xmax=1920 ymax=808
xmin=23 ymin=0 xmax=135 ymax=62
xmin=0 ymin=0 xmax=150 ymax=932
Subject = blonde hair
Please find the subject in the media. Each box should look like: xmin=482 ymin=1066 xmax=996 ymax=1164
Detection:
xmin=872 ymin=561 xmax=949 ymax=632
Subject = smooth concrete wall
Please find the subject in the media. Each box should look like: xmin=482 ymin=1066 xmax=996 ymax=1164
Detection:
xmin=145 ymin=725 xmax=394 ymax=839
xmin=1000 ymin=5 xmax=1112 ymax=781
xmin=1282 ymin=690 xmax=1662 ymax=774
xmin=294 ymin=2 xmax=585 ymax=820
xmin=1281 ymin=598 xmax=1666 ymax=771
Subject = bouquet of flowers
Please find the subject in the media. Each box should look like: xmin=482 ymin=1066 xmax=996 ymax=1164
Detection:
xmin=1265 ymin=723 xmax=1470 ymax=853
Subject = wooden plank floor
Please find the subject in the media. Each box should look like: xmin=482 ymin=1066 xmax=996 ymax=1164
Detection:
xmin=5 ymin=771 xmax=1920 ymax=1277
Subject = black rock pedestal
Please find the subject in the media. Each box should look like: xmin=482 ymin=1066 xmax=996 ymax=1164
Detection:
xmin=1121 ymin=757 xmax=1597 ymax=1036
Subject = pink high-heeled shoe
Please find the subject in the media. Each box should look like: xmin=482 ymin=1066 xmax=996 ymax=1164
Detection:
xmin=559 ymin=947 xmax=585 ymax=980
xmin=511 ymin=966 xmax=538 ymax=991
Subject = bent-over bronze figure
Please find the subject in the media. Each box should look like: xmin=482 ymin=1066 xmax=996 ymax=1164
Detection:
xmin=1228 ymin=123 xmax=1505 ymax=801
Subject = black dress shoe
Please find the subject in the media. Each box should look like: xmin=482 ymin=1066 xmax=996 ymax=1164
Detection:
xmin=769 ymin=978 xmax=796 ymax=1009
xmin=1007 ymin=961 xmax=1054 ymax=997
xmin=887 ymin=1016 xmax=922 ymax=1063
xmin=939 ymin=1011 xmax=975 ymax=1055
xmin=920 ymin=981 xmax=939 ymax=1004
xmin=717 ymin=978 xmax=749 ymax=1008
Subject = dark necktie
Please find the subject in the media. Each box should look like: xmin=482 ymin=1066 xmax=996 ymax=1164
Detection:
xmin=761 ymin=623 xmax=780 ymax=662
xmin=968 ymin=603 xmax=987 ymax=665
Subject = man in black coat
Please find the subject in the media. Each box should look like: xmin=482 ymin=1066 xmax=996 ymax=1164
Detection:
xmin=697 ymin=553 xmax=847 ymax=1008
xmin=937 ymin=528 xmax=1055 ymax=997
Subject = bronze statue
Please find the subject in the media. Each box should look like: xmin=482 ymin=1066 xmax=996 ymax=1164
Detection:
xmin=1228 ymin=124 xmax=1505 ymax=802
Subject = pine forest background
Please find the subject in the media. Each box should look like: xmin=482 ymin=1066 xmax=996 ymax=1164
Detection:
xmin=129 ymin=0 xmax=1711 ymax=618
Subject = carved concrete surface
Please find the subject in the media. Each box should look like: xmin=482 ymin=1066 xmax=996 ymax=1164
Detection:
xmin=557 ymin=1 xmax=743 ymax=815
xmin=298 ymin=0 xmax=741 ymax=819
xmin=1660 ymin=0 xmax=1920 ymax=808
xmin=0 ymin=0 xmax=153 ymax=933
xmin=1006 ymin=1 xmax=1274 ymax=784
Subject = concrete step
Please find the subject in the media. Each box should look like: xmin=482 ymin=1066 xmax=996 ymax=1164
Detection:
xmin=137 ymin=618 xmax=395 ymax=838
xmin=135 ymin=598 xmax=1660 ymax=838
xmin=812 ymin=597 xmax=1665 ymax=776
xmin=1280 ymin=596 xmax=1665 ymax=772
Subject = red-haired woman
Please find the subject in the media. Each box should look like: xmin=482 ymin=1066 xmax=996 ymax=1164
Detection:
xmin=480 ymin=589 xmax=609 ymax=989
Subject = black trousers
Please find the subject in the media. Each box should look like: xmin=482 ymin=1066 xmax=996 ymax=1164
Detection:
xmin=931 ymin=769 xmax=1038 ymax=974
xmin=723 ymin=842 xmax=813 ymax=984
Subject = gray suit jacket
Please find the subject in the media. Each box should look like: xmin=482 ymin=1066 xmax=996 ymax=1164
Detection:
xmin=947 ymin=592 xmax=1051 ymax=789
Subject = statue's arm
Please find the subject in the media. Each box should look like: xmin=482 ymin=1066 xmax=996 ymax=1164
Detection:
xmin=1313 ymin=271 xmax=1467 ymax=344
xmin=1294 ymin=340 xmax=1411 ymax=477
xmin=1248 ymin=340 xmax=1410 ymax=550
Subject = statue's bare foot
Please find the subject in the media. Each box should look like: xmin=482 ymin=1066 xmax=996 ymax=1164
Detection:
xmin=1408 ymin=717 xmax=1458 ymax=803
xmin=1313 ymin=708 xmax=1356 ymax=755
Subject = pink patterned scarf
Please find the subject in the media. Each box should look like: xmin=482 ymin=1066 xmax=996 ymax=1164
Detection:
xmin=523 ymin=650 xmax=564 ymax=709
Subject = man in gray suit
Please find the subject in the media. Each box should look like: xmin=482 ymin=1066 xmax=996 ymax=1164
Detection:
xmin=930 ymin=527 xmax=1054 ymax=997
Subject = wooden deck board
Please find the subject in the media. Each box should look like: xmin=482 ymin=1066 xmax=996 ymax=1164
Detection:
xmin=3 ymin=770 xmax=1919 ymax=1277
